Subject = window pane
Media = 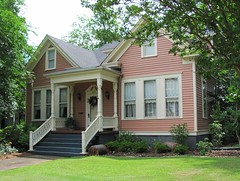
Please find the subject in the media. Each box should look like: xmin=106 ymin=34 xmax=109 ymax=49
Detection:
xmin=124 ymin=82 xmax=135 ymax=100
xmin=144 ymin=80 xmax=156 ymax=117
xmin=46 ymin=90 xmax=51 ymax=104
xmin=60 ymin=88 xmax=67 ymax=103
xmin=48 ymin=50 xmax=55 ymax=60
xmin=48 ymin=59 xmax=55 ymax=69
xmin=202 ymin=79 xmax=207 ymax=117
xmin=143 ymin=40 xmax=156 ymax=56
xmin=60 ymin=104 xmax=67 ymax=118
xmin=46 ymin=105 xmax=51 ymax=118
xmin=124 ymin=82 xmax=136 ymax=118
xmin=166 ymin=99 xmax=179 ymax=117
xmin=34 ymin=91 xmax=41 ymax=104
xmin=165 ymin=78 xmax=178 ymax=97
xmin=34 ymin=106 xmax=41 ymax=119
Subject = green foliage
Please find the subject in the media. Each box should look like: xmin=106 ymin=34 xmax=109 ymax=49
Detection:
xmin=173 ymin=144 xmax=188 ymax=155
xmin=0 ymin=121 xmax=37 ymax=151
xmin=153 ymin=141 xmax=170 ymax=153
xmin=170 ymin=123 xmax=189 ymax=145
xmin=196 ymin=138 xmax=213 ymax=156
xmin=209 ymin=121 xmax=225 ymax=147
xmin=0 ymin=0 xmax=33 ymax=117
xmin=105 ymin=132 xmax=148 ymax=153
xmin=80 ymin=0 xmax=240 ymax=78
xmin=0 ymin=142 xmax=18 ymax=155
xmin=63 ymin=14 xmax=121 ymax=50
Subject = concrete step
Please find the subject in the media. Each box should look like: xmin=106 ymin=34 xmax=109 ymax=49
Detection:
xmin=30 ymin=150 xmax=82 ymax=157
xmin=37 ymin=142 xmax=81 ymax=148
xmin=34 ymin=145 xmax=81 ymax=152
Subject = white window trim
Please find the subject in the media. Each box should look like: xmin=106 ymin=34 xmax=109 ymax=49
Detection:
xmin=121 ymin=74 xmax=182 ymax=120
xmin=202 ymin=78 xmax=208 ymax=118
xmin=45 ymin=48 xmax=56 ymax=70
xmin=141 ymin=38 xmax=157 ymax=58
xmin=32 ymin=87 xmax=51 ymax=121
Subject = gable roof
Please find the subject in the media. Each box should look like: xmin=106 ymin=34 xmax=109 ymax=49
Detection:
xmin=27 ymin=35 xmax=111 ymax=71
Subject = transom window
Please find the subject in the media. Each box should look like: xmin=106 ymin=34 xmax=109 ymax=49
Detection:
xmin=165 ymin=78 xmax=179 ymax=117
xmin=142 ymin=39 xmax=157 ymax=57
xmin=144 ymin=80 xmax=156 ymax=117
xmin=46 ymin=49 xmax=56 ymax=70
xmin=124 ymin=82 xmax=136 ymax=118
xmin=59 ymin=88 xmax=68 ymax=118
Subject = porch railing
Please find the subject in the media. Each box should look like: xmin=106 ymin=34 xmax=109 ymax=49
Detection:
xmin=82 ymin=116 xmax=102 ymax=154
xmin=29 ymin=116 xmax=55 ymax=151
xmin=103 ymin=116 xmax=118 ymax=129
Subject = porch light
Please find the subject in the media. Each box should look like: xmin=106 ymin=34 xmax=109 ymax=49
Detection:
xmin=105 ymin=91 xmax=110 ymax=100
xmin=77 ymin=92 xmax=81 ymax=101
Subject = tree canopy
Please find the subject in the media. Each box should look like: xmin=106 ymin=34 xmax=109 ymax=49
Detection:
xmin=80 ymin=0 xmax=240 ymax=78
xmin=0 ymin=0 xmax=32 ymax=117
xmin=64 ymin=13 xmax=121 ymax=50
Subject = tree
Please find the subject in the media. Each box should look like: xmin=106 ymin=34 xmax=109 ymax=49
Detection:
xmin=63 ymin=13 xmax=121 ymax=50
xmin=80 ymin=0 xmax=240 ymax=78
xmin=0 ymin=0 xmax=32 ymax=120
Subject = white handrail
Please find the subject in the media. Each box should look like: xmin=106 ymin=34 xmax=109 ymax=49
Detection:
xmin=29 ymin=116 xmax=54 ymax=151
xmin=82 ymin=116 xmax=101 ymax=154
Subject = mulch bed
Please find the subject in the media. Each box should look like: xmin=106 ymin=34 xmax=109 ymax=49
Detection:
xmin=0 ymin=152 xmax=31 ymax=160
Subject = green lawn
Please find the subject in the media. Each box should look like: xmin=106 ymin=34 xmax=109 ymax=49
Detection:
xmin=0 ymin=156 xmax=240 ymax=181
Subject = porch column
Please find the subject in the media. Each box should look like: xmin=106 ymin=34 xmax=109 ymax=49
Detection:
xmin=97 ymin=78 xmax=103 ymax=131
xmin=51 ymin=83 xmax=56 ymax=131
xmin=69 ymin=84 xmax=74 ymax=118
xmin=113 ymin=82 xmax=119 ymax=131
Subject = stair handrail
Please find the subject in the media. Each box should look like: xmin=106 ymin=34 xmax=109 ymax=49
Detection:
xmin=29 ymin=116 xmax=54 ymax=151
xmin=82 ymin=116 xmax=102 ymax=154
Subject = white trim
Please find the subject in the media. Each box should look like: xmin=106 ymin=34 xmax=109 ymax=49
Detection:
xmin=45 ymin=48 xmax=56 ymax=70
xmin=133 ymin=131 xmax=209 ymax=136
xmin=121 ymin=73 xmax=182 ymax=120
xmin=192 ymin=61 xmax=198 ymax=132
xmin=141 ymin=38 xmax=157 ymax=58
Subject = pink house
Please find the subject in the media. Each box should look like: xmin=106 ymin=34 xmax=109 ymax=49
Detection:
xmin=26 ymin=31 xmax=211 ymax=156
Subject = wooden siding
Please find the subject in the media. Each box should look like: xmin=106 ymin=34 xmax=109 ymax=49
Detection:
xmin=196 ymin=74 xmax=213 ymax=131
xmin=73 ymin=81 xmax=114 ymax=130
xmin=27 ymin=49 xmax=73 ymax=122
xmin=119 ymin=36 xmax=195 ymax=132
xmin=32 ymin=51 xmax=73 ymax=87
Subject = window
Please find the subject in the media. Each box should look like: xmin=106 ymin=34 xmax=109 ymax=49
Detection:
xmin=144 ymin=80 xmax=156 ymax=117
xmin=202 ymin=79 xmax=207 ymax=118
xmin=142 ymin=39 xmax=157 ymax=57
xmin=165 ymin=78 xmax=179 ymax=117
xmin=46 ymin=89 xmax=51 ymax=118
xmin=34 ymin=91 xmax=41 ymax=119
xmin=124 ymin=82 xmax=136 ymax=118
xmin=46 ymin=49 xmax=56 ymax=70
xmin=59 ymin=88 xmax=68 ymax=117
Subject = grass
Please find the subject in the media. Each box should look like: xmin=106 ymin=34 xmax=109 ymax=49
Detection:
xmin=0 ymin=156 xmax=240 ymax=181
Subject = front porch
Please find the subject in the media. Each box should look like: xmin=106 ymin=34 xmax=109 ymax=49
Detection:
xmin=29 ymin=67 xmax=120 ymax=154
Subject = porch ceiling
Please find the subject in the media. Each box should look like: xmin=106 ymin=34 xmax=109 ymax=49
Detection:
xmin=44 ymin=66 xmax=120 ymax=84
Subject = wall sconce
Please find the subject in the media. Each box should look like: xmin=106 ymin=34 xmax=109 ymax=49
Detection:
xmin=105 ymin=91 xmax=110 ymax=100
xmin=77 ymin=92 xmax=81 ymax=101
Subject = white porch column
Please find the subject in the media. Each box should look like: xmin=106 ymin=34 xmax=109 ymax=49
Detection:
xmin=113 ymin=82 xmax=118 ymax=131
xmin=69 ymin=84 xmax=74 ymax=118
xmin=97 ymin=78 xmax=103 ymax=131
xmin=51 ymin=83 xmax=56 ymax=131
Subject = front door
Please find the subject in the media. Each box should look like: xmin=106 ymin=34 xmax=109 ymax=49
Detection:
xmin=86 ymin=85 xmax=98 ymax=127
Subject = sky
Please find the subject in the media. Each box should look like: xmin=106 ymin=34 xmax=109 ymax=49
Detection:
xmin=23 ymin=0 xmax=92 ymax=46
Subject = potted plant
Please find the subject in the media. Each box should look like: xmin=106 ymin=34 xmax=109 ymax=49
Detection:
xmin=65 ymin=117 xmax=75 ymax=129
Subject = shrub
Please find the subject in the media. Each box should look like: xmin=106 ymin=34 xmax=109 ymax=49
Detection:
xmin=153 ymin=141 xmax=170 ymax=153
xmin=209 ymin=121 xmax=225 ymax=147
xmin=0 ymin=142 xmax=18 ymax=155
xmin=117 ymin=131 xmax=140 ymax=142
xmin=65 ymin=117 xmax=75 ymax=129
xmin=132 ymin=140 xmax=148 ymax=153
xmin=173 ymin=144 xmax=188 ymax=155
xmin=0 ymin=121 xmax=37 ymax=151
xmin=170 ymin=123 xmax=189 ymax=145
xmin=106 ymin=141 xmax=120 ymax=151
xmin=196 ymin=138 xmax=213 ymax=156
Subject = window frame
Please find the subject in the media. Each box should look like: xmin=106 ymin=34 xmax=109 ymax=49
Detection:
xmin=141 ymin=38 xmax=157 ymax=58
xmin=144 ymin=80 xmax=157 ymax=118
xmin=122 ymin=74 xmax=182 ymax=120
xmin=33 ymin=90 xmax=41 ymax=120
xmin=123 ymin=82 xmax=136 ymax=119
xmin=46 ymin=89 xmax=52 ymax=119
xmin=59 ymin=87 xmax=68 ymax=118
xmin=45 ymin=48 xmax=56 ymax=70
